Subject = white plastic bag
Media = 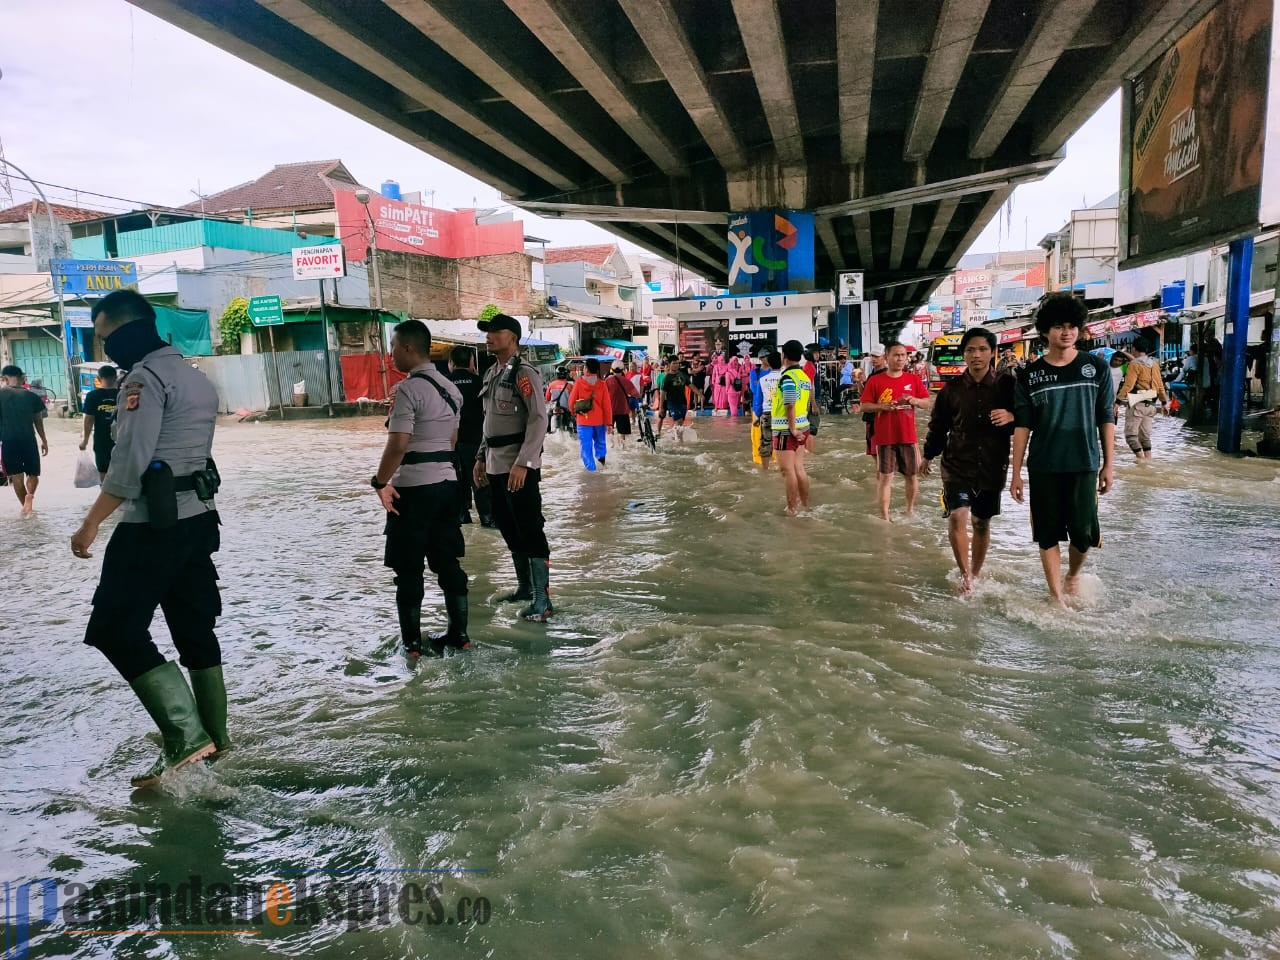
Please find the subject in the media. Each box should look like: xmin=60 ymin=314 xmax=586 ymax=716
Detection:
xmin=74 ymin=451 xmax=99 ymax=488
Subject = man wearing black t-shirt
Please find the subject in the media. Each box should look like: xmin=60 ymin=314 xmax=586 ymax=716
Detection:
xmin=0 ymin=364 xmax=49 ymax=514
xmin=80 ymin=365 xmax=120 ymax=481
xmin=1010 ymin=294 xmax=1116 ymax=605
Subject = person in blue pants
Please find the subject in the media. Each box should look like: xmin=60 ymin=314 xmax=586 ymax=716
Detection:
xmin=567 ymin=357 xmax=613 ymax=471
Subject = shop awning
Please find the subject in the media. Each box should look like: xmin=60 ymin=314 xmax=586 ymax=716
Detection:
xmin=1083 ymin=308 xmax=1166 ymax=339
xmin=597 ymin=338 xmax=647 ymax=353
xmin=1180 ymin=289 xmax=1274 ymax=324
xmin=988 ymin=320 xmax=1031 ymax=344
xmin=549 ymin=306 xmax=611 ymax=325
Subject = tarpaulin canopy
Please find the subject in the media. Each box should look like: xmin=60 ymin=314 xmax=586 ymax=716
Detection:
xmin=154 ymin=305 xmax=212 ymax=356
xmin=597 ymin=338 xmax=647 ymax=353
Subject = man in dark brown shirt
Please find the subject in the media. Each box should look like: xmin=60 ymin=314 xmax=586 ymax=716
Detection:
xmin=920 ymin=327 xmax=1015 ymax=594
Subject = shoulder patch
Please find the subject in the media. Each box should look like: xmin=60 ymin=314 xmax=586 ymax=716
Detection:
xmin=518 ymin=375 xmax=533 ymax=398
xmin=1081 ymin=364 xmax=1097 ymax=378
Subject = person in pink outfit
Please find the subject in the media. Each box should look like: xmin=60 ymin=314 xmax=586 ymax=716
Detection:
xmin=709 ymin=351 xmax=731 ymax=413
xmin=726 ymin=352 xmax=750 ymax=416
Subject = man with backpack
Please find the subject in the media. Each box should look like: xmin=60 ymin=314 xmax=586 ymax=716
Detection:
xmin=568 ymin=357 xmax=613 ymax=471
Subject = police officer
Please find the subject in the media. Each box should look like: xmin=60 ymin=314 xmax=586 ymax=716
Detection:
xmin=447 ymin=344 xmax=493 ymax=527
xmin=472 ymin=313 xmax=553 ymax=621
xmin=70 ymin=289 xmax=227 ymax=789
xmin=372 ymin=320 xmax=470 ymax=658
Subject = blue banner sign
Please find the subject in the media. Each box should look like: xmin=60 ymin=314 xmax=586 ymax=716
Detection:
xmin=726 ymin=210 xmax=815 ymax=295
xmin=51 ymin=259 xmax=139 ymax=295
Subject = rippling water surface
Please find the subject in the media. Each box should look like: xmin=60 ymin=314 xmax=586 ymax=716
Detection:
xmin=4 ymin=412 xmax=1280 ymax=958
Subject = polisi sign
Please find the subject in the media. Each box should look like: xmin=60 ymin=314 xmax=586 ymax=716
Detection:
xmin=291 ymin=245 xmax=346 ymax=281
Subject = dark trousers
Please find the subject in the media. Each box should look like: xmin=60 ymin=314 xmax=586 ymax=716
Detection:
xmin=487 ymin=468 xmax=550 ymax=558
xmin=84 ymin=511 xmax=223 ymax=683
xmin=455 ymin=440 xmax=491 ymax=520
xmin=384 ymin=482 xmax=468 ymax=608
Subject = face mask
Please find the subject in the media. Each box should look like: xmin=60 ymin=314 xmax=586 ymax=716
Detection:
xmin=104 ymin=320 xmax=167 ymax=370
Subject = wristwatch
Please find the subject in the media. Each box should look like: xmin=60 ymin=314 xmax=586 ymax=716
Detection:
xmin=370 ymin=475 xmax=387 ymax=490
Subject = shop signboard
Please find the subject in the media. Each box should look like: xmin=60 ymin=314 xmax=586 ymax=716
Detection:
xmin=51 ymin=259 xmax=139 ymax=295
xmin=292 ymin=244 xmax=346 ymax=280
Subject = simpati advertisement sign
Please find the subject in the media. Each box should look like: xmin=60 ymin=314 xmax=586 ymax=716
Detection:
xmin=334 ymin=190 xmax=525 ymax=263
xmin=1122 ymin=0 xmax=1273 ymax=267
xmin=292 ymin=244 xmax=346 ymax=280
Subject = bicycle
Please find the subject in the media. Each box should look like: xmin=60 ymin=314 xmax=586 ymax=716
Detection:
xmin=636 ymin=409 xmax=657 ymax=452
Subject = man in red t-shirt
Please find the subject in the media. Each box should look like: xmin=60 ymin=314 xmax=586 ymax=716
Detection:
xmin=860 ymin=343 xmax=931 ymax=520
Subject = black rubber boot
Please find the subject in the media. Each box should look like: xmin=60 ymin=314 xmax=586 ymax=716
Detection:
xmin=498 ymin=553 xmax=532 ymax=603
xmin=398 ymin=604 xmax=424 ymax=658
xmin=519 ymin=558 xmax=553 ymax=622
xmin=128 ymin=662 xmax=216 ymax=789
xmin=459 ymin=510 xmax=473 ymax=525
xmin=427 ymin=593 xmax=471 ymax=654
xmin=188 ymin=665 xmax=232 ymax=755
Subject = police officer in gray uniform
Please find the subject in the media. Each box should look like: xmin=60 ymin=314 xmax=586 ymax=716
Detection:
xmin=472 ymin=314 xmax=553 ymax=621
xmin=372 ymin=320 xmax=470 ymax=657
xmin=71 ymin=290 xmax=227 ymax=790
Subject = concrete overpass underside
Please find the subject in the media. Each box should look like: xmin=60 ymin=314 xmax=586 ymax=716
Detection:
xmin=130 ymin=0 xmax=1214 ymax=336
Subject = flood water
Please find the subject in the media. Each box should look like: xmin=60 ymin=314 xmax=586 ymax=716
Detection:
xmin=4 ymin=411 xmax=1280 ymax=958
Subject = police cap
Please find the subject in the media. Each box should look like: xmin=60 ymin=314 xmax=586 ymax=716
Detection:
xmin=477 ymin=313 xmax=521 ymax=338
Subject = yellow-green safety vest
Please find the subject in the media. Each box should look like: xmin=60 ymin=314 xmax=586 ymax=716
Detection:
xmin=771 ymin=367 xmax=811 ymax=431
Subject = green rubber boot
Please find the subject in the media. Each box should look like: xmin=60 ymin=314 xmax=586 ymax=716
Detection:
xmin=188 ymin=666 xmax=233 ymax=755
xmin=128 ymin=662 xmax=215 ymax=789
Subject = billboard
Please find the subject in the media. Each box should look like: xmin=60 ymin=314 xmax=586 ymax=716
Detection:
xmin=335 ymin=191 xmax=525 ymax=263
xmin=726 ymin=210 xmax=815 ymax=294
xmin=1121 ymin=0 xmax=1274 ymax=267
xmin=677 ymin=317 xmax=729 ymax=356
xmin=954 ymin=269 xmax=991 ymax=298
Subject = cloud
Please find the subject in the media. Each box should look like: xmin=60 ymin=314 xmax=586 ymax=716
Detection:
xmin=966 ymin=93 xmax=1122 ymax=256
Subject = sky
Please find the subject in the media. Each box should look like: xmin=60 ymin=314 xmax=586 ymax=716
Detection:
xmin=1 ymin=0 xmax=1120 ymax=264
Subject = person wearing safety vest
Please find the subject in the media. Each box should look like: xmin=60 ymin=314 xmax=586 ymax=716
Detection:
xmin=771 ymin=340 xmax=813 ymax=516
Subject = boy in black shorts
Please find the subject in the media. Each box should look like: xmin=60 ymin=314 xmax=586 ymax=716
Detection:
xmin=81 ymin=365 xmax=120 ymax=481
xmin=1010 ymin=294 xmax=1116 ymax=605
xmin=920 ymin=328 xmax=1015 ymax=594
xmin=657 ymin=356 xmax=690 ymax=441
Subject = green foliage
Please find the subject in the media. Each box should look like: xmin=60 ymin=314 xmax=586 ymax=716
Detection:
xmin=217 ymin=298 xmax=250 ymax=355
xmin=477 ymin=303 xmax=501 ymax=324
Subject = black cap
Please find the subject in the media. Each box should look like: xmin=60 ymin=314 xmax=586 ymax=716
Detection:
xmin=477 ymin=313 xmax=521 ymax=337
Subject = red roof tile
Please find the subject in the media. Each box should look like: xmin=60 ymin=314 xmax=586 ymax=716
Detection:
xmin=544 ymin=243 xmax=619 ymax=266
xmin=183 ymin=160 xmax=366 ymax=214
xmin=0 ymin=200 xmax=109 ymax=224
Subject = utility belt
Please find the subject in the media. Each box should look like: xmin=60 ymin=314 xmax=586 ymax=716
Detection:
xmin=143 ymin=458 xmax=221 ymax=530
xmin=486 ymin=431 xmax=525 ymax=448
xmin=402 ymin=450 xmax=455 ymax=464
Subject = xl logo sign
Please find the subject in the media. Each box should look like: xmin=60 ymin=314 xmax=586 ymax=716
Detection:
xmin=725 ymin=211 xmax=814 ymax=293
